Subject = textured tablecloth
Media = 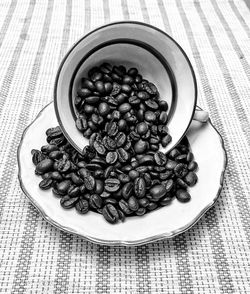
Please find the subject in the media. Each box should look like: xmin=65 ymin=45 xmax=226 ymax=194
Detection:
xmin=1 ymin=0 xmax=250 ymax=293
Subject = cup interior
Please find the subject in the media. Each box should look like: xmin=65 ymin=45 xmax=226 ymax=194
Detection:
xmin=71 ymin=41 xmax=176 ymax=122
xmin=54 ymin=21 xmax=197 ymax=154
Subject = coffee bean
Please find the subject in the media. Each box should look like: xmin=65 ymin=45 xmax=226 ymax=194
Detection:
xmin=60 ymin=195 xmax=79 ymax=209
xmin=118 ymin=173 xmax=130 ymax=184
xmin=119 ymin=103 xmax=131 ymax=113
xmin=176 ymin=189 xmax=191 ymax=202
xmin=128 ymin=170 xmax=139 ymax=180
xmin=176 ymin=178 xmax=188 ymax=188
xmin=77 ymin=87 xmax=91 ymax=98
xmin=134 ymin=140 xmax=148 ymax=154
xmin=117 ymin=148 xmax=129 ymax=163
xmin=84 ymin=174 xmax=96 ymax=191
xmin=35 ymin=159 xmax=54 ymax=175
xmin=159 ymin=100 xmax=168 ymax=111
xmin=166 ymin=160 xmax=177 ymax=170
xmin=97 ymin=102 xmax=109 ymax=117
xmin=150 ymin=184 xmax=167 ymax=200
xmin=105 ymin=178 xmax=120 ymax=192
xmin=90 ymin=71 xmax=103 ymax=82
xmin=160 ymin=196 xmax=172 ymax=206
xmin=134 ymin=177 xmax=146 ymax=198
xmin=174 ymin=163 xmax=188 ymax=178
xmin=121 ymin=84 xmax=132 ymax=94
xmin=89 ymin=194 xmax=103 ymax=209
xmin=154 ymin=151 xmax=167 ymax=166
xmin=136 ymin=122 xmax=148 ymax=135
xmin=159 ymin=111 xmax=168 ymax=124
xmin=145 ymin=99 xmax=158 ymax=110
xmin=102 ymin=204 xmax=119 ymax=224
xmin=128 ymin=68 xmax=138 ymax=77
xmin=188 ymin=161 xmax=198 ymax=172
xmin=122 ymin=182 xmax=133 ymax=199
xmin=32 ymin=150 xmax=47 ymax=165
xmin=161 ymin=135 xmax=172 ymax=148
xmin=184 ymin=172 xmax=198 ymax=187
xmin=93 ymin=141 xmax=106 ymax=156
xmin=137 ymin=91 xmax=150 ymax=100
xmin=81 ymin=78 xmax=95 ymax=91
xmin=115 ymin=132 xmax=126 ymax=147
xmin=106 ymin=151 xmax=118 ymax=164
xmin=75 ymin=199 xmax=89 ymax=214
xmin=147 ymin=202 xmax=158 ymax=211
xmin=145 ymin=111 xmax=156 ymax=122
xmin=39 ymin=178 xmax=53 ymax=190
xmin=128 ymin=196 xmax=139 ymax=211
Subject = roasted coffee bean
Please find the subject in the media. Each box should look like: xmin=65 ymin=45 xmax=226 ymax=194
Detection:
xmin=100 ymin=191 xmax=111 ymax=198
xmin=93 ymin=141 xmax=106 ymax=155
xmin=174 ymin=163 xmax=188 ymax=178
xmin=39 ymin=178 xmax=53 ymax=190
xmin=107 ymin=121 xmax=118 ymax=137
xmin=135 ymin=207 xmax=146 ymax=216
xmin=105 ymin=178 xmax=120 ymax=192
xmin=98 ymin=102 xmax=110 ymax=116
xmin=138 ymin=155 xmax=154 ymax=165
xmin=188 ymin=161 xmax=198 ymax=171
xmin=117 ymin=147 xmax=129 ymax=163
xmin=104 ymin=198 xmax=118 ymax=205
xmin=128 ymin=196 xmax=139 ymax=211
xmin=136 ymin=166 xmax=148 ymax=173
xmin=147 ymin=202 xmax=158 ymax=211
xmin=176 ymin=189 xmax=191 ymax=202
xmin=154 ymin=166 xmax=166 ymax=173
xmin=143 ymin=173 xmax=152 ymax=187
xmin=154 ymin=151 xmax=167 ymax=166
xmin=129 ymin=96 xmax=140 ymax=105
xmin=134 ymin=140 xmax=148 ymax=154
xmin=77 ymin=87 xmax=91 ymax=98
xmin=32 ymin=150 xmax=47 ymax=165
xmin=159 ymin=100 xmax=168 ymax=111
xmin=128 ymin=170 xmax=139 ymax=180
xmin=51 ymin=171 xmax=63 ymax=181
xmin=159 ymin=111 xmax=168 ymax=124
xmin=119 ymin=103 xmax=131 ymax=113
xmin=60 ymin=195 xmax=79 ymax=209
xmin=121 ymin=84 xmax=132 ymax=94
xmin=169 ymin=148 xmax=180 ymax=158
xmin=118 ymin=209 xmax=125 ymax=222
xmin=81 ymin=78 xmax=95 ymax=91
xmin=159 ymin=170 xmax=172 ymax=180
xmin=145 ymin=99 xmax=158 ymax=110
xmin=85 ymin=96 xmax=100 ymax=105
xmin=35 ymin=159 xmax=54 ymax=175
xmin=122 ymin=182 xmax=133 ymax=199
xmin=95 ymin=81 xmax=105 ymax=94
xmin=41 ymin=144 xmax=59 ymax=154
xmin=161 ymin=134 xmax=172 ymax=147
xmin=134 ymin=177 xmax=146 ymax=198
xmin=137 ymin=91 xmax=150 ymax=100
xmin=145 ymin=111 xmax=156 ymax=122
xmin=49 ymin=150 xmax=63 ymax=160
xmin=176 ymin=154 xmax=187 ymax=162
xmin=138 ymin=197 xmax=149 ymax=208
xmin=176 ymin=178 xmax=188 ymax=188
xmin=106 ymin=151 xmax=118 ymax=164
xmin=164 ymin=179 xmax=174 ymax=192
xmin=75 ymin=199 xmax=89 ymax=214
xmin=128 ymin=68 xmax=138 ymax=77
xmin=115 ymin=132 xmax=126 ymax=147
xmin=71 ymin=173 xmax=84 ymax=185
xmin=166 ymin=160 xmax=177 ymax=170
xmin=89 ymin=194 xmax=103 ymax=209
xmin=84 ymin=174 xmax=96 ymax=191
xmin=160 ymin=196 xmax=172 ymax=206
xmin=184 ymin=172 xmax=198 ymax=187
xmin=150 ymin=184 xmax=167 ymax=200
xmin=68 ymin=186 xmax=80 ymax=197
xmin=136 ymin=122 xmax=148 ymax=135
xmin=57 ymin=158 xmax=71 ymax=173
xmin=137 ymin=109 xmax=144 ymax=121
xmin=102 ymin=204 xmax=119 ymax=224
xmin=118 ymin=173 xmax=130 ymax=184
xmin=57 ymin=180 xmax=71 ymax=195
xmin=95 ymin=180 xmax=104 ymax=194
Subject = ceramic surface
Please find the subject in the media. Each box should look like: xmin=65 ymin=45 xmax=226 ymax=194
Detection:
xmin=18 ymin=103 xmax=227 ymax=246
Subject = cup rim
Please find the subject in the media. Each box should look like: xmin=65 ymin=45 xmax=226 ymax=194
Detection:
xmin=54 ymin=20 xmax=197 ymax=153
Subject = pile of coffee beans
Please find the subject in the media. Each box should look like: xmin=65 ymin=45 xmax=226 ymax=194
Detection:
xmin=31 ymin=63 xmax=198 ymax=224
xmin=31 ymin=127 xmax=198 ymax=224
xmin=74 ymin=63 xmax=172 ymax=151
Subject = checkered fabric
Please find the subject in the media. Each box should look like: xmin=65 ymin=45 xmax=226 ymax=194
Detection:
xmin=0 ymin=0 xmax=250 ymax=293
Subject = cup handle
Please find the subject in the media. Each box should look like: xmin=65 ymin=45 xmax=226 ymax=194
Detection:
xmin=193 ymin=108 xmax=209 ymax=123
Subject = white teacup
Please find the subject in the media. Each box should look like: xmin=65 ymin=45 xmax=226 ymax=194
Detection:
xmin=54 ymin=21 xmax=207 ymax=153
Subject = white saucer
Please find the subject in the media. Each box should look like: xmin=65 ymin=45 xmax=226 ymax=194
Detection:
xmin=17 ymin=102 xmax=226 ymax=246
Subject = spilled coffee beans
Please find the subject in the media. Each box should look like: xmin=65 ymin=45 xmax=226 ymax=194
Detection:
xmin=32 ymin=63 xmax=198 ymax=224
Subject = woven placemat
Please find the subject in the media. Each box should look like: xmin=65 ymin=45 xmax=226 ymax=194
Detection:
xmin=1 ymin=0 xmax=250 ymax=293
